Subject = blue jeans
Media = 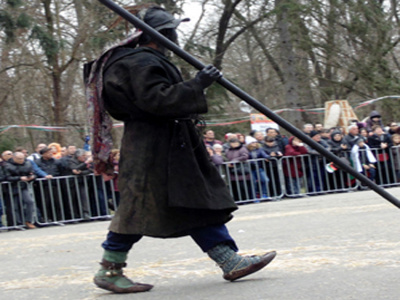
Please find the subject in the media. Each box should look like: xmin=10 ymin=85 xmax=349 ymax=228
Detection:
xmin=102 ymin=224 xmax=238 ymax=253
xmin=251 ymin=168 xmax=269 ymax=196
xmin=285 ymin=177 xmax=300 ymax=195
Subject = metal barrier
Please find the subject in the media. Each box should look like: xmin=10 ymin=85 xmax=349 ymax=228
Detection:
xmin=281 ymin=154 xmax=357 ymax=198
xmin=218 ymin=157 xmax=285 ymax=204
xmin=32 ymin=175 xmax=119 ymax=226
xmin=0 ymin=175 xmax=119 ymax=231
xmin=1 ymin=146 xmax=400 ymax=230
xmin=0 ymin=181 xmax=33 ymax=231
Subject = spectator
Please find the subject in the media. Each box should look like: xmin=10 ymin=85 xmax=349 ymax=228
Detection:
xmin=59 ymin=145 xmax=77 ymax=175
xmin=34 ymin=147 xmax=63 ymax=222
xmin=203 ymin=130 xmax=222 ymax=147
xmin=388 ymin=122 xmax=400 ymax=136
xmin=14 ymin=146 xmax=29 ymax=157
xmin=1 ymin=150 xmax=13 ymax=162
xmin=265 ymin=128 xmax=287 ymax=154
xmin=283 ymin=136 xmax=308 ymax=196
xmin=303 ymin=123 xmax=314 ymax=135
xmin=351 ymin=138 xmax=376 ymax=184
xmin=58 ymin=145 xmax=78 ymax=220
xmin=222 ymin=133 xmax=237 ymax=153
xmin=343 ymin=124 xmax=360 ymax=149
xmin=315 ymin=123 xmax=323 ymax=132
xmin=225 ymin=138 xmax=252 ymax=201
xmin=366 ymin=111 xmax=384 ymax=133
xmin=263 ymin=137 xmax=283 ymax=158
xmin=326 ymin=131 xmax=349 ymax=189
xmin=246 ymin=137 xmax=270 ymax=199
xmin=207 ymin=144 xmax=225 ymax=167
xmin=3 ymin=152 xmax=36 ymax=229
xmin=359 ymin=127 xmax=369 ymax=143
xmin=69 ymin=148 xmax=93 ymax=220
xmin=235 ymin=132 xmax=246 ymax=145
xmin=320 ymin=129 xmax=331 ymax=143
xmin=0 ymin=150 xmax=13 ymax=227
xmin=83 ymin=135 xmax=91 ymax=151
xmin=27 ymin=143 xmax=47 ymax=162
xmin=60 ymin=147 xmax=67 ymax=157
xmin=206 ymin=145 xmax=224 ymax=166
xmin=367 ymin=125 xmax=394 ymax=184
xmin=262 ymin=136 xmax=284 ymax=196
xmin=327 ymin=130 xmax=347 ymax=156
xmin=48 ymin=142 xmax=62 ymax=159
xmin=304 ymin=131 xmax=329 ymax=193
xmin=391 ymin=134 xmax=400 ymax=182
xmin=253 ymin=131 xmax=265 ymax=146
xmin=213 ymin=143 xmax=224 ymax=158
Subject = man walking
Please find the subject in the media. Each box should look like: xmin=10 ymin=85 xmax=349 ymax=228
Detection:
xmin=86 ymin=5 xmax=276 ymax=294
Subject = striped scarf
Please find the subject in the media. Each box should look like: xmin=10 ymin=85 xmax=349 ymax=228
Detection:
xmin=84 ymin=31 xmax=142 ymax=175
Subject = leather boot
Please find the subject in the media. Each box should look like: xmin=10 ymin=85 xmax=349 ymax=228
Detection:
xmin=207 ymin=243 xmax=276 ymax=281
xmin=25 ymin=222 xmax=36 ymax=229
xmin=94 ymin=250 xmax=153 ymax=293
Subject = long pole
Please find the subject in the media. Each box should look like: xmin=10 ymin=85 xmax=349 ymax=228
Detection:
xmin=97 ymin=0 xmax=400 ymax=209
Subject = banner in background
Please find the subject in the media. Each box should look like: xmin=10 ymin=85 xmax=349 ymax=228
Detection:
xmin=250 ymin=114 xmax=279 ymax=132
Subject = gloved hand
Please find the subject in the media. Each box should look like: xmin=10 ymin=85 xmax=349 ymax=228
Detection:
xmin=195 ymin=65 xmax=222 ymax=89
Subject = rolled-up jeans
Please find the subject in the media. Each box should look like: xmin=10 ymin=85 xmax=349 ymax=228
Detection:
xmin=102 ymin=223 xmax=238 ymax=253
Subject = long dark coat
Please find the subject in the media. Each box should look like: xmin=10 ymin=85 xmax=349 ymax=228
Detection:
xmin=102 ymin=46 xmax=237 ymax=237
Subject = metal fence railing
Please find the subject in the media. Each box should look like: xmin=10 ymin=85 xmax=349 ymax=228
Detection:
xmin=1 ymin=145 xmax=400 ymax=231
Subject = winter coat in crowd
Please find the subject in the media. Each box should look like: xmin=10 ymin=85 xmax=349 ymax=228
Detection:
xmin=0 ymin=164 xmax=6 ymax=182
xmin=262 ymin=142 xmax=282 ymax=156
xmin=225 ymin=143 xmax=250 ymax=181
xmin=102 ymin=46 xmax=237 ymax=237
xmin=36 ymin=157 xmax=63 ymax=177
xmin=327 ymin=131 xmax=347 ymax=156
xmin=248 ymin=147 xmax=270 ymax=170
xmin=3 ymin=159 xmax=36 ymax=185
xmin=343 ymin=133 xmax=361 ymax=149
xmin=365 ymin=110 xmax=384 ymax=132
xmin=69 ymin=157 xmax=93 ymax=176
xmin=283 ymin=137 xmax=308 ymax=178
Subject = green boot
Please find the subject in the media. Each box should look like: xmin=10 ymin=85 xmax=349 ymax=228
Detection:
xmin=207 ymin=243 xmax=276 ymax=281
xmin=94 ymin=250 xmax=153 ymax=293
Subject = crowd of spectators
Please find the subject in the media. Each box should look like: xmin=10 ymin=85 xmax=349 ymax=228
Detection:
xmin=0 ymin=143 xmax=120 ymax=229
xmin=203 ymin=111 xmax=400 ymax=199
xmin=1 ymin=110 xmax=399 ymax=229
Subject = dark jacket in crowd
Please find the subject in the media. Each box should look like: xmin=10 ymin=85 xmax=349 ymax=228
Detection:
xmin=327 ymin=131 xmax=347 ymax=156
xmin=3 ymin=159 xmax=36 ymax=185
xmin=0 ymin=164 xmax=6 ymax=182
xmin=69 ymin=157 xmax=93 ymax=176
xmin=36 ymin=157 xmax=63 ymax=177
xmin=343 ymin=133 xmax=360 ymax=149
xmin=365 ymin=110 xmax=384 ymax=132
xmin=102 ymin=46 xmax=237 ymax=236
xmin=367 ymin=133 xmax=393 ymax=159
xmin=262 ymin=142 xmax=283 ymax=156
xmin=58 ymin=155 xmax=73 ymax=176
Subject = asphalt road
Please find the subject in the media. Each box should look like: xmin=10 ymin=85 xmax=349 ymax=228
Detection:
xmin=1 ymin=188 xmax=400 ymax=299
